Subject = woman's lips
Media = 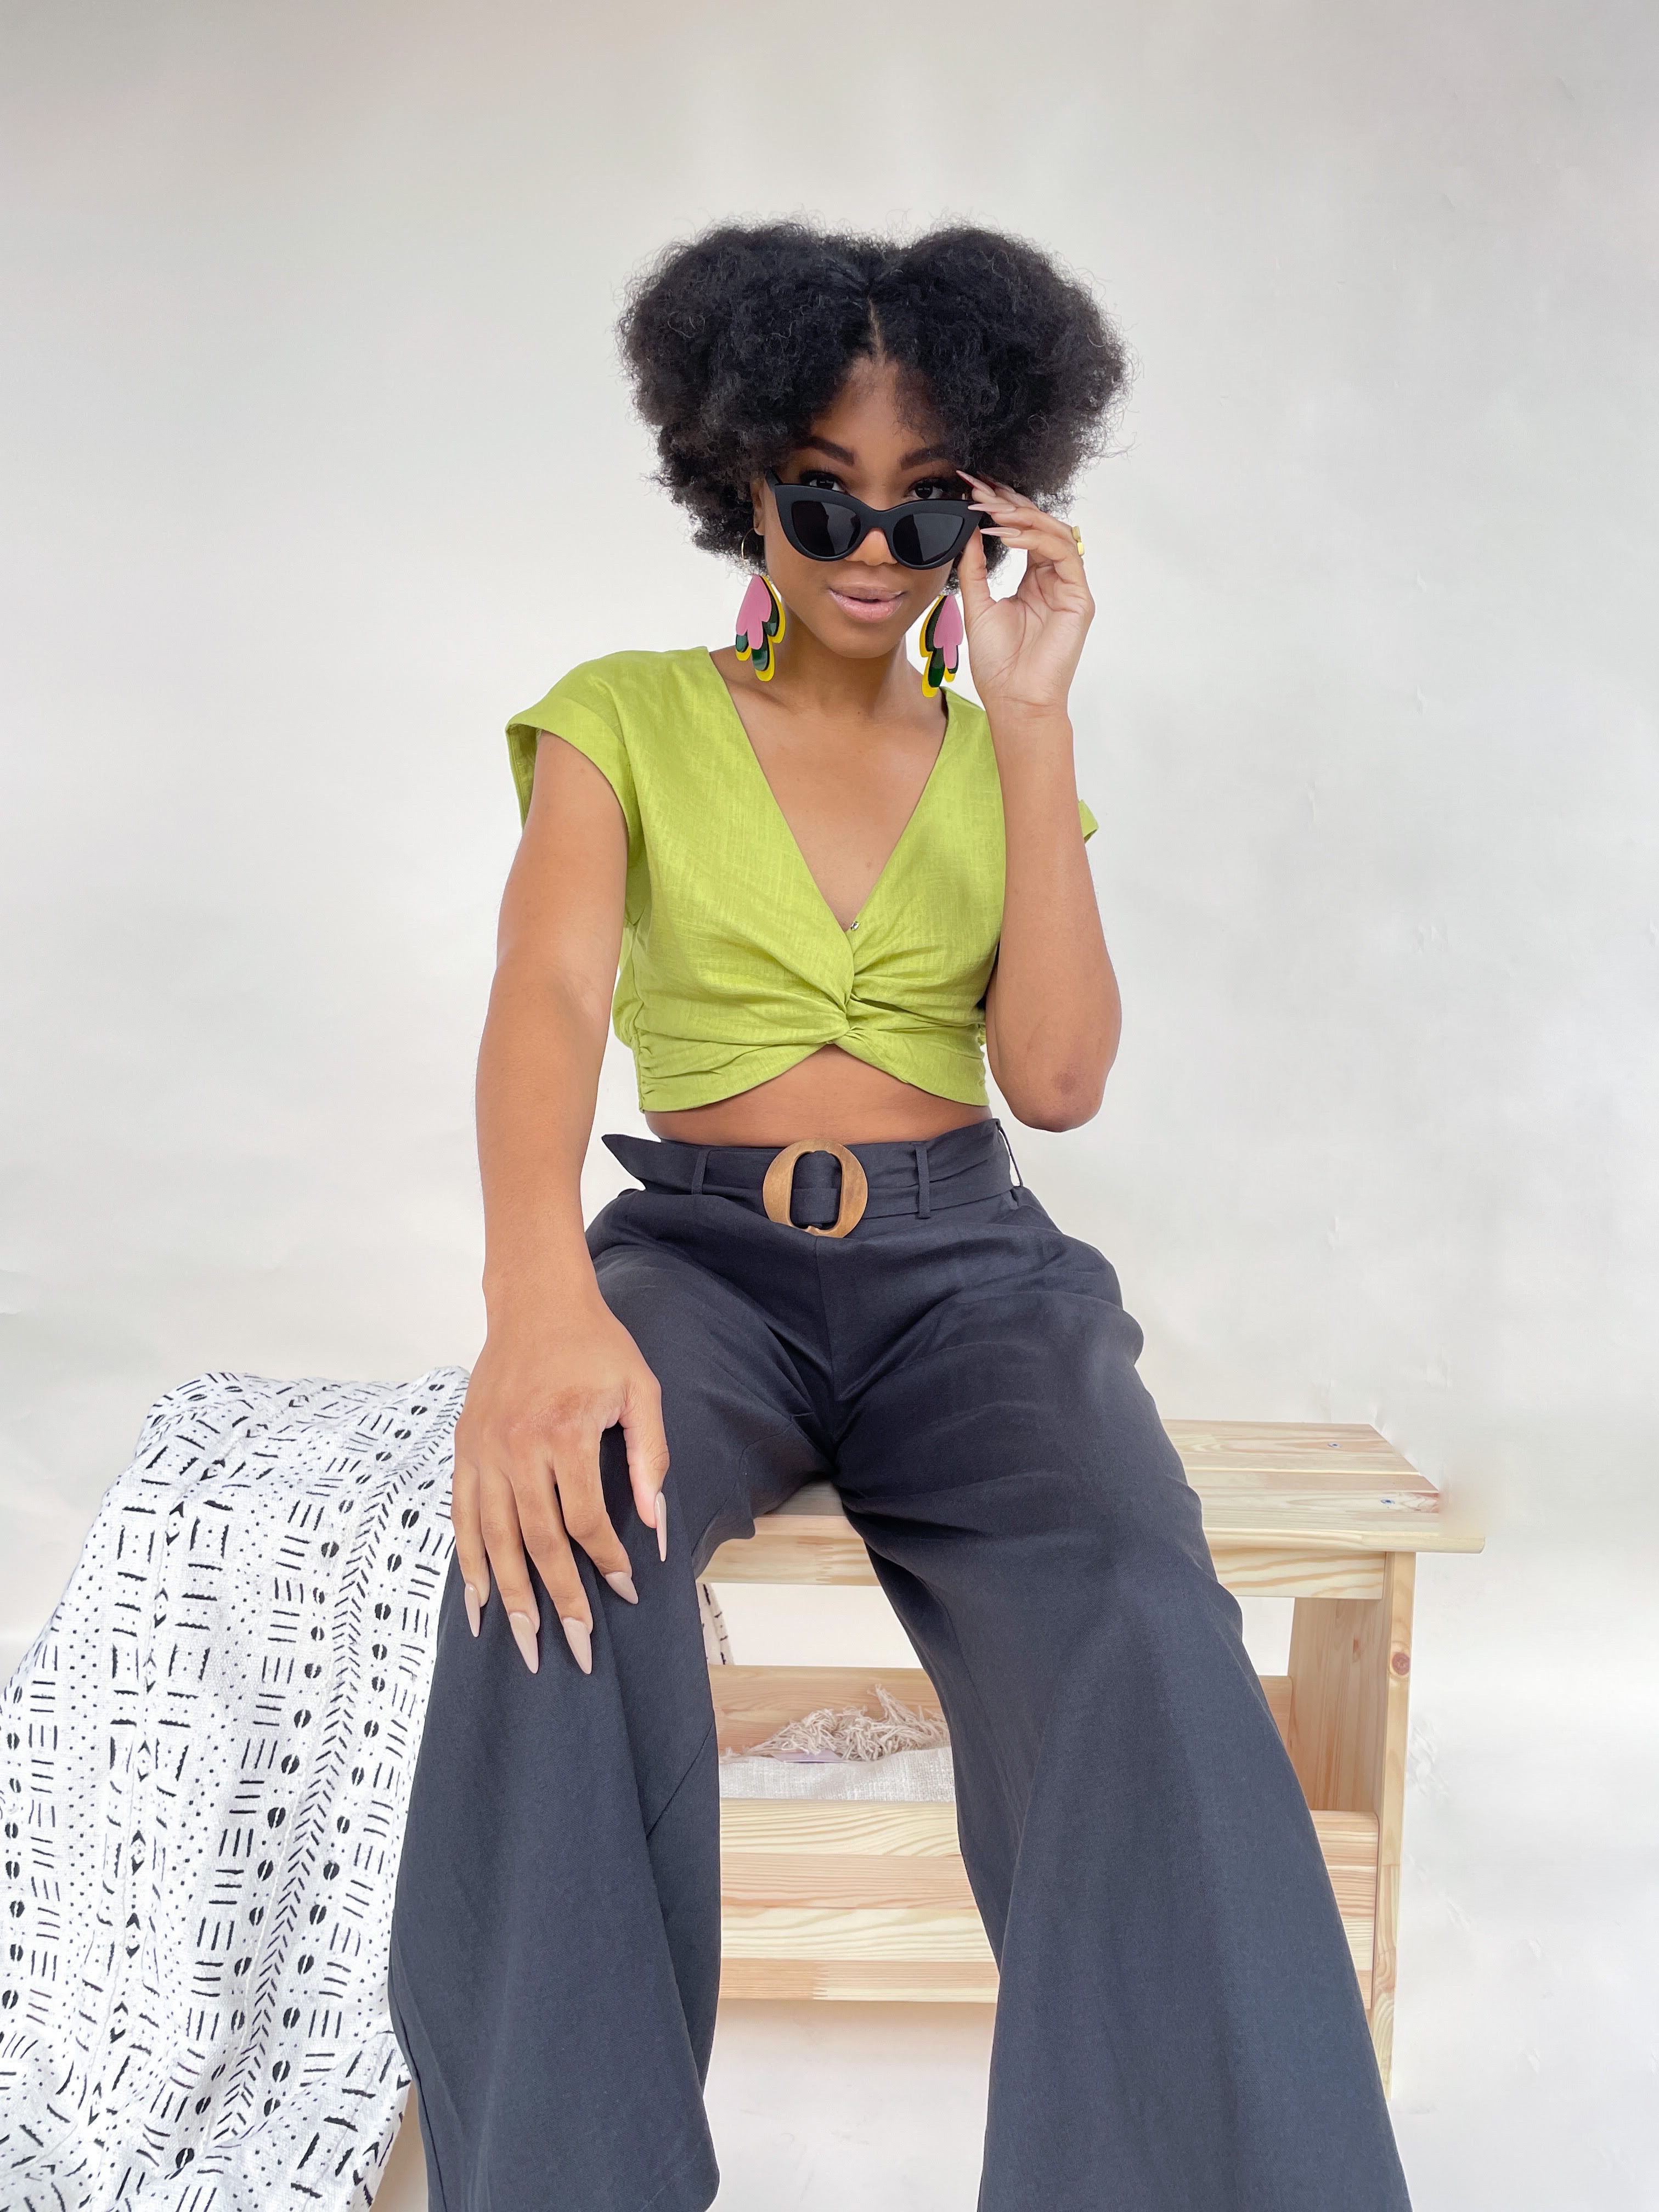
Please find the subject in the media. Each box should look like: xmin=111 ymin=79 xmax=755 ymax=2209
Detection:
xmin=828 ymin=587 xmax=906 ymax=623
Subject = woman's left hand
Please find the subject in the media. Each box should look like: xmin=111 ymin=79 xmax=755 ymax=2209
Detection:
xmin=953 ymin=470 xmax=1094 ymax=721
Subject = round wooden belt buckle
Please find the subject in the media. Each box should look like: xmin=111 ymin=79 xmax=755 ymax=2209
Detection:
xmin=761 ymin=1139 xmax=869 ymax=1238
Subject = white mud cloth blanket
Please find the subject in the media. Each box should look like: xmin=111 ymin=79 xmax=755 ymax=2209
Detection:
xmin=0 ymin=1369 xmax=471 ymax=2211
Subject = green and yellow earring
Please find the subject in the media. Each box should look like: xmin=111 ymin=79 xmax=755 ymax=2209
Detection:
xmin=735 ymin=572 xmax=786 ymax=681
xmin=918 ymin=585 xmax=964 ymax=698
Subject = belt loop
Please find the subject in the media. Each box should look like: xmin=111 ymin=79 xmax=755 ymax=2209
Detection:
xmin=993 ymin=1115 xmax=1024 ymax=1189
xmin=690 ymin=1147 xmax=708 ymax=1195
xmin=914 ymin=1141 xmax=931 ymax=1220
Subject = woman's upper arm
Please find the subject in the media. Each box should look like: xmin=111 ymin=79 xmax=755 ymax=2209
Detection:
xmin=495 ymin=731 xmax=629 ymax=1020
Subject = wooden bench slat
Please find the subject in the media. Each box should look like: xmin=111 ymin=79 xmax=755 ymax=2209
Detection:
xmin=723 ymin=1853 xmax=978 ymax=1910
xmin=704 ymin=1526 xmax=1398 ymax=1597
xmin=721 ymin=1799 xmax=963 ymax=1858
xmin=1163 ymin=1420 xmax=1421 ymax=1482
xmin=718 ymin=1810 xmax=1376 ymax=2001
xmin=720 ymin=1958 xmax=1001 ymax=2002
xmin=721 ymin=1904 xmax=996 ymax=1965
xmin=702 ymin=1424 xmax=1483 ymax=1590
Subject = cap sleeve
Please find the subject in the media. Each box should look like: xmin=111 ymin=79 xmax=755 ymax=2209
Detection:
xmin=1079 ymin=797 xmax=1099 ymax=843
xmin=506 ymin=660 xmax=643 ymax=856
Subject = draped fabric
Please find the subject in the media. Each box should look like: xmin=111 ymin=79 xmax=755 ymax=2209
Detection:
xmin=0 ymin=1369 xmax=471 ymax=2210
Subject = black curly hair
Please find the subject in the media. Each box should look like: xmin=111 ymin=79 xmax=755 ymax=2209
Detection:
xmin=617 ymin=221 xmax=1128 ymax=574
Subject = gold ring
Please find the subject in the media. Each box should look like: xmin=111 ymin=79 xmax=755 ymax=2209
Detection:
xmin=1070 ymin=523 xmax=1086 ymax=556
xmin=761 ymin=1139 xmax=869 ymax=1237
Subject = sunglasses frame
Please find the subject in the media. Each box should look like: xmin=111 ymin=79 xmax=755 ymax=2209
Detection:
xmin=764 ymin=469 xmax=989 ymax=572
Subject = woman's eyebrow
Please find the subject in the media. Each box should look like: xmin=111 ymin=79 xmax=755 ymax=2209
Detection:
xmin=795 ymin=437 xmax=953 ymax=469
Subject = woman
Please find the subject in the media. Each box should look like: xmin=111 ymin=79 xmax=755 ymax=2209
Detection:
xmin=387 ymin=223 xmax=1412 ymax=2212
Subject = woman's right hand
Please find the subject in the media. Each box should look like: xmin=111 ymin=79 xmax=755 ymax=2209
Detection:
xmin=450 ymin=1290 xmax=672 ymax=1677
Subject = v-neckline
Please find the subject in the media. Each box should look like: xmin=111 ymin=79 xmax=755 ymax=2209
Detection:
xmin=699 ymin=646 xmax=953 ymax=940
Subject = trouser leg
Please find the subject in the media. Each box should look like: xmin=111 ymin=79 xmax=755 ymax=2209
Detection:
xmin=387 ymin=1216 xmax=830 ymax=2212
xmin=828 ymin=1188 xmax=1413 ymax=2212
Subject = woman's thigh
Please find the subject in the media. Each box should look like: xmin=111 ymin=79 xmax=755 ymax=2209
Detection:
xmin=588 ymin=1207 xmax=836 ymax=1572
xmin=832 ymin=1202 xmax=1206 ymax=1577
xmin=830 ymin=1205 xmax=1223 ymax=1745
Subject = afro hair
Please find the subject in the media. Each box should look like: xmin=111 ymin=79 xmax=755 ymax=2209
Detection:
xmin=617 ymin=221 xmax=1128 ymax=572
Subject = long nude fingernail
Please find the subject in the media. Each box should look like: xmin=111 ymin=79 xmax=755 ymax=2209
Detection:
xmin=509 ymin=1610 xmax=539 ymax=1673
xmin=464 ymin=1582 xmax=482 ymax=1637
xmin=605 ymin=1570 xmax=639 ymax=1604
xmin=561 ymin=1616 xmax=592 ymax=1673
xmin=654 ymin=1491 xmax=668 ymax=1562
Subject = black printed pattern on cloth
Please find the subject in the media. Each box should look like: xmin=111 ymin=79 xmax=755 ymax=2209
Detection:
xmin=0 ymin=1368 xmax=472 ymax=2210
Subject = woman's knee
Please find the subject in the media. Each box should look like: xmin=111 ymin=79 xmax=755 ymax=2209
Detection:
xmin=1094 ymin=1527 xmax=1249 ymax=1677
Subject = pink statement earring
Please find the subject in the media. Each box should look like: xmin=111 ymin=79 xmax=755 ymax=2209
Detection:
xmin=735 ymin=572 xmax=785 ymax=680
xmin=919 ymin=587 xmax=963 ymax=698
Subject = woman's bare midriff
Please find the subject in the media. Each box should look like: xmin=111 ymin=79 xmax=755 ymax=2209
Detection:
xmin=643 ymin=1042 xmax=991 ymax=1148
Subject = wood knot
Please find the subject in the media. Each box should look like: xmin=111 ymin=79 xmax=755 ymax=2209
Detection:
xmin=1390 ymin=1650 xmax=1411 ymax=1675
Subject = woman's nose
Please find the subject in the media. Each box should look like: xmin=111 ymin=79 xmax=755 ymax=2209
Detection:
xmin=845 ymin=529 xmax=901 ymax=571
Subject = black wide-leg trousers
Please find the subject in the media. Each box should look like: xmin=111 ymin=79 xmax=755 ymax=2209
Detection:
xmin=387 ymin=1119 xmax=1412 ymax=2212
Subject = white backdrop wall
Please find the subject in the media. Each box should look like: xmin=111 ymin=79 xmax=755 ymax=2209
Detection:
xmin=3 ymin=3 xmax=1655 ymax=2207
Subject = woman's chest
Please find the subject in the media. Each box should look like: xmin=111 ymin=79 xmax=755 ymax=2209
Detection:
xmin=735 ymin=707 xmax=952 ymax=934
xmin=628 ymin=693 xmax=1007 ymax=984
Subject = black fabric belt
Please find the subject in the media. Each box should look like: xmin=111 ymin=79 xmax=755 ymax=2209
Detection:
xmin=601 ymin=1116 xmax=1022 ymax=1231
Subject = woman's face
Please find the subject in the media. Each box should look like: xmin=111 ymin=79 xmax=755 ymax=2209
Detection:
xmin=751 ymin=355 xmax=968 ymax=662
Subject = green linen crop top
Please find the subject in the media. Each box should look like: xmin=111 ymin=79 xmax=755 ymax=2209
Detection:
xmin=505 ymin=646 xmax=1098 ymax=1113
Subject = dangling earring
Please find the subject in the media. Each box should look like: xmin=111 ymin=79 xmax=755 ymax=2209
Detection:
xmin=735 ymin=572 xmax=785 ymax=681
xmin=919 ymin=580 xmax=963 ymax=698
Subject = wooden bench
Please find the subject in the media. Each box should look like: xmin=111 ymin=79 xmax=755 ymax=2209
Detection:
xmin=705 ymin=1420 xmax=1483 ymax=2094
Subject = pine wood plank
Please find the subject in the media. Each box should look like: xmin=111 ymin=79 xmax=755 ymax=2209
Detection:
xmin=721 ymin=1853 xmax=978 ymax=1910
xmin=721 ymin=1799 xmax=962 ymax=1858
xmin=720 ymin=1958 xmax=1001 ymax=2002
xmin=705 ymin=1526 xmax=1393 ymax=1599
xmin=717 ymin=1811 xmax=1376 ymax=2001
xmin=707 ymin=1514 xmax=873 ymax=1585
xmin=1206 ymin=1546 xmax=1387 ymax=1599
xmin=1164 ymin=1420 xmax=1419 ymax=1483
xmin=720 ymin=1904 xmax=995 ymax=1964
xmin=702 ymin=1424 xmax=1483 ymax=1590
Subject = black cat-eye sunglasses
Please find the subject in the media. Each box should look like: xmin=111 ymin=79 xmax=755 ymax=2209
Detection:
xmin=764 ymin=470 xmax=990 ymax=571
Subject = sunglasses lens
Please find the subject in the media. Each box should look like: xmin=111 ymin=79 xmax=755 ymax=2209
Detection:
xmin=789 ymin=496 xmax=862 ymax=560
xmin=890 ymin=507 xmax=971 ymax=568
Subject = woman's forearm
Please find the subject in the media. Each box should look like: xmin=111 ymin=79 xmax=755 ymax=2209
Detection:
xmin=476 ymin=957 xmax=613 ymax=1324
xmin=985 ymin=709 xmax=1120 ymax=1130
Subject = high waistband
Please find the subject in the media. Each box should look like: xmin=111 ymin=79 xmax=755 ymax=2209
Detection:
xmin=601 ymin=1116 xmax=1023 ymax=1230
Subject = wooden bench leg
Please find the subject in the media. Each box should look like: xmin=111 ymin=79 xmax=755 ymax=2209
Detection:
xmin=1285 ymin=1550 xmax=1414 ymax=2094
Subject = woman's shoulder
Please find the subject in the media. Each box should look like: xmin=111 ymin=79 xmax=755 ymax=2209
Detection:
xmin=509 ymin=645 xmax=713 ymax=736
xmin=943 ymin=686 xmax=996 ymax=761
xmin=944 ymin=685 xmax=991 ymax=730
xmin=939 ymin=688 xmax=1097 ymax=843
